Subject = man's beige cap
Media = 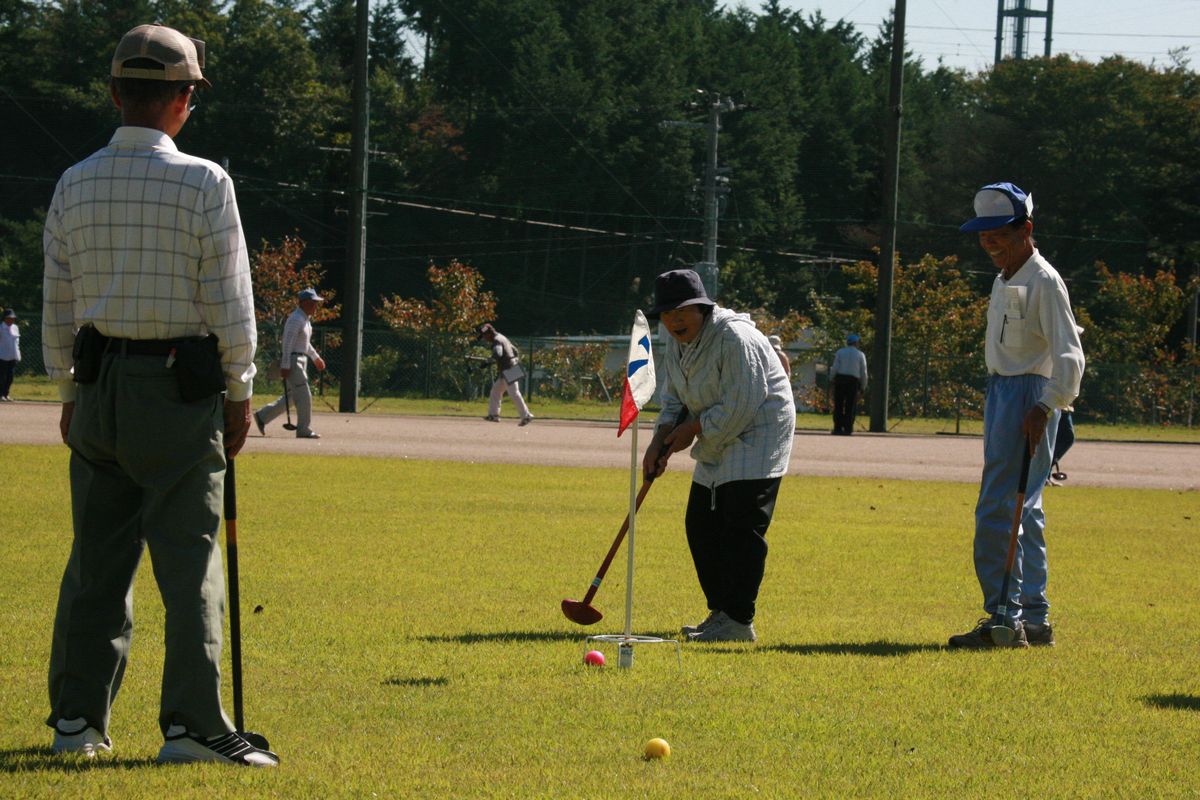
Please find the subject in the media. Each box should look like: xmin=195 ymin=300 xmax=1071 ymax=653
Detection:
xmin=111 ymin=24 xmax=210 ymax=87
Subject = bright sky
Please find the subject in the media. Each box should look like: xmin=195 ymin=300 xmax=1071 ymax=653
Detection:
xmin=776 ymin=0 xmax=1200 ymax=73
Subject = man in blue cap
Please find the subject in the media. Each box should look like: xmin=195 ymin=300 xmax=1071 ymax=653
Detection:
xmin=254 ymin=288 xmax=326 ymax=439
xmin=829 ymin=333 xmax=868 ymax=435
xmin=949 ymin=182 xmax=1084 ymax=649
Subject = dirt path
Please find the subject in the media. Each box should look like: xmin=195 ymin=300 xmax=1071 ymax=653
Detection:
xmin=2 ymin=402 xmax=1196 ymax=491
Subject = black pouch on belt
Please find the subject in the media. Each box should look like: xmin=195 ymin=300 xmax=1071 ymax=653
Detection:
xmin=174 ymin=334 xmax=226 ymax=402
xmin=72 ymin=326 xmax=108 ymax=384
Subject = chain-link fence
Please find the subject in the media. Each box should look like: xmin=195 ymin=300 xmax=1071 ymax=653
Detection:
xmin=11 ymin=318 xmax=1198 ymax=430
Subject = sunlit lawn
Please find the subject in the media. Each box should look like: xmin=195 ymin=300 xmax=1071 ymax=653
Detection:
xmin=2 ymin=446 xmax=1198 ymax=798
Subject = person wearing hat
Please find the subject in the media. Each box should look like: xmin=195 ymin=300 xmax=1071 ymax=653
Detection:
xmin=949 ymin=182 xmax=1084 ymax=650
xmin=474 ymin=322 xmax=533 ymax=425
xmin=41 ymin=25 xmax=275 ymax=764
xmin=254 ymin=288 xmax=327 ymax=439
xmin=0 ymin=309 xmax=19 ymax=401
xmin=767 ymin=334 xmax=791 ymax=379
xmin=829 ymin=333 xmax=868 ymax=435
xmin=642 ymin=269 xmax=795 ymax=642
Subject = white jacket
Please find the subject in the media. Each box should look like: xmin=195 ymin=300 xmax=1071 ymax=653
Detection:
xmin=657 ymin=307 xmax=795 ymax=488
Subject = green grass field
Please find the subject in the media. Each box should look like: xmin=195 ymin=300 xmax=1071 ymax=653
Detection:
xmin=2 ymin=445 xmax=1198 ymax=797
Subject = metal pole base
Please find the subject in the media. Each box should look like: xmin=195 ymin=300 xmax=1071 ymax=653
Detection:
xmin=586 ymin=634 xmax=682 ymax=670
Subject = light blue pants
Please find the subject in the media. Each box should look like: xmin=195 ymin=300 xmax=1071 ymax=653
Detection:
xmin=258 ymin=354 xmax=314 ymax=434
xmin=974 ymin=374 xmax=1059 ymax=626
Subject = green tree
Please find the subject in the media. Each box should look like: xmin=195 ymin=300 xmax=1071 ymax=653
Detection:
xmin=810 ymin=252 xmax=987 ymax=417
xmin=0 ymin=213 xmax=44 ymax=313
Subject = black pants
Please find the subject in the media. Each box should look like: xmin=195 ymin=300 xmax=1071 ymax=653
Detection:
xmin=832 ymin=375 xmax=861 ymax=434
xmin=0 ymin=359 xmax=14 ymax=397
xmin=684 ymin=478 xmax=782 ymax=625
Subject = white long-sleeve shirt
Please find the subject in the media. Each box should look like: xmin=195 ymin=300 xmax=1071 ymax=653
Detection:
xmin=830 ymin=345 xmax=868 ymax=389
xmin=43 ymin=126 xmax=257 ymax=401
xmin=985 ymin=249 xmax=1085 ymax=410
xmin=0 ymin=322 xmax=19 ymax=361
xmin=280 ymin=306 xmax=320 ymax=368
xmin=656 ymin=307 xmax=795 ymax=488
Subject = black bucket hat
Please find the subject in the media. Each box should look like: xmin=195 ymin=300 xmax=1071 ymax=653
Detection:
xmin=647 ymin=269 xmax=714 ymax=319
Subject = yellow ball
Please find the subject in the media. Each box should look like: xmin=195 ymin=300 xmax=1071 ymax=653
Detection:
xmin=643 ymin=737 xmax=671 ymax=760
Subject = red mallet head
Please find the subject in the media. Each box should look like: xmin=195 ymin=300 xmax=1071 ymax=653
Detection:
xmin=583 ymin=650 xmax=606 ymax=667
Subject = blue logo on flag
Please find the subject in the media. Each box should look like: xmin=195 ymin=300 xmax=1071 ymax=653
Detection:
xmin=627 ymin=334 xmax=650 ymax=377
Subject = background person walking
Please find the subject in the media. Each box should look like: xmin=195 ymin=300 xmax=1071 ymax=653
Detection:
xmin=0 ymin=309 xmax=19 ymax=401
xmin=255 ymin=288 xmax=326 ymax=439
xmin=829 ymin=334 xmax=868 ymax=435
xmin=476 ymin=322 xmax=533 ymax=426
xmin=41 ymin=23 xmax=275 ymax=765
xmin=949 ymin=182 xmax=1084 ymax=650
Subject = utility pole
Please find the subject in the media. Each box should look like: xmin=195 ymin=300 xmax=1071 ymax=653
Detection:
xmin=340 ymin=0 xmax=370 ymax=413
xmin=1189 ymin=262 xmax=1198 ymax=427
xmin=662 ymin=93 xmax=736 ymax=300
xmin=869 ymin=0 xmax=906 ymax=433
xmin=699 ymin=95 xmax=736 ymax=300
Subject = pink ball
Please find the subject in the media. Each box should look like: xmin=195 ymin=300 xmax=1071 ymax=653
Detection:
xmin=583 ymin=649 xmax=606 ymax=667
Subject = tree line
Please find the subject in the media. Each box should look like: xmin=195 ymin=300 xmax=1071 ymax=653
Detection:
xmin=1 ymin=0 xmax=1197 ymax=360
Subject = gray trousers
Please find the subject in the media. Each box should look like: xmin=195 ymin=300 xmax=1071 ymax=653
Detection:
xmin=47 ymin=351 xmax=233 ymax=738
xmin=258 ymin=354 xmax=314 ymax=434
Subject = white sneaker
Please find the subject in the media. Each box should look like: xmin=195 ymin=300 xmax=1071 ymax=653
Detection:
xmin=681 ymin=610 xmax=723 ymax=636
xmin=688 ymin=615 xmax=757 ymax=642
xmin=157 ymin=725 xmax=279 ymax=767
xmin=52 ymin=718 xmax=111 ymax=756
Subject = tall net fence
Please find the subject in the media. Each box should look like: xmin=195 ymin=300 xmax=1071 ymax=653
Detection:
xmin=12 ymin=318 xmax=1198 ymax=431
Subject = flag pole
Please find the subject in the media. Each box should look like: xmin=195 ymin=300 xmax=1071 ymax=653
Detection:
xmin=623 ymin=421 xmax=638 ymax=641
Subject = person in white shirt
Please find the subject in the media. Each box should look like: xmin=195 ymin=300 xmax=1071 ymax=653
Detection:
xmin=254 ymin=288 xmax=327 ymax=439
xmin=829 ymin=333 xmax=868 ymax=435
xmin=41 ymin=24 xmax=274 ymax=765
xmin=0 ymin=309 xmax=19 ymax=400
xmin=949 ymin=182 xmax=1084 ymax=650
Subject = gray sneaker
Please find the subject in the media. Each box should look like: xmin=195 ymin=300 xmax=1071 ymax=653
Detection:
xmin=688 ymin=614 xmax=756 ymax=643
xmin=948 ymin=618 xmax=1029 ymax=649
xmin=1024 ymin=621 xmax=1056 ymax=647
xmin=681 ymin=610 xmax=722 ymax=636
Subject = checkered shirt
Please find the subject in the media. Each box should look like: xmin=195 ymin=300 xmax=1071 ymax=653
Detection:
xmin=43 ymin=126 xmax=257 ymax=401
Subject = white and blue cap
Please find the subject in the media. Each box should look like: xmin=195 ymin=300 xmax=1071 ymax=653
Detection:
xmin=847 ymin=333 xmax=860 ymax=344
xmin=959 ymin=182 xmax=1033 ymax=232
xmin=298 ymin=287 xmax=324 ymax=301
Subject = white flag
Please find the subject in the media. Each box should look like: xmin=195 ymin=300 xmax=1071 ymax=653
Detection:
xmin=618 ymin=310 xmax=656 ymax=437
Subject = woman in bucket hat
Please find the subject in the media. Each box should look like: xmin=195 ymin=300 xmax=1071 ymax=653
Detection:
xmin=642 ymin=269 xmax=795 ymax=642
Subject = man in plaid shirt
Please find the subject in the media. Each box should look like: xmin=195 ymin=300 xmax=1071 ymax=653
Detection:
xmin=41 ymin=24 xmax=275 ymax=766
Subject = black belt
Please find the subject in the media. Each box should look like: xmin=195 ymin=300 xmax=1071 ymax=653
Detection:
xmin=105 ymin=336 xmax=197 ymax=356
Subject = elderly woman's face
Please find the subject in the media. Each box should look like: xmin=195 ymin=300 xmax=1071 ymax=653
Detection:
xmin=660 ymin=305 xmax=707 ymax=344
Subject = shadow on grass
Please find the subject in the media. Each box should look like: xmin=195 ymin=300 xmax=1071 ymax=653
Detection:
xmin=0 ymin=747 xmax=158 ymax=773
xmin=757 ymin=641 xmax=943 ymax=657
xmin=417 ymin=630 xmax=586 ymax=644
xmin=1144 ymin=693 xmax=1200 ymax=711
xmin=382 ymin=676 xmax=449 ymax=687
